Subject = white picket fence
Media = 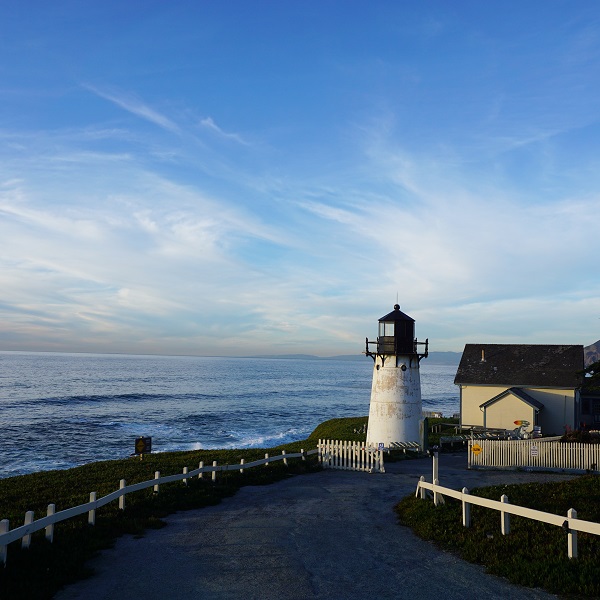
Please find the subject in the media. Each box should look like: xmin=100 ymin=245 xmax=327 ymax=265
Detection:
xmin=0 ymin=448 xmax=318 ymax=565
xmin=468 ymin=437 xmax=600 ymax=472
xmin=318 ymin=439 xmax=385 ymax=473
xmin=415 ymin=476 xmax=600 ymax=559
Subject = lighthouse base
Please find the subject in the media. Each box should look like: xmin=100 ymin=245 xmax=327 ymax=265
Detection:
xmin=366 ymin=355 xmax=423 ymax=449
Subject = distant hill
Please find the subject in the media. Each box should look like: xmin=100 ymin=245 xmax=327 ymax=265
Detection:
xmin=585 ymin=340 xmax=600 ymax=366
xmin=424 ymin=351 xmax=462 ymax=365
xmin=247 ymin=351 xmax=462 ymax=365
xmin=249 ymin=342 xmax=596 ymax=366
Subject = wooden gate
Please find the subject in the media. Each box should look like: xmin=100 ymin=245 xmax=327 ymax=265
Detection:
xmin=318 ymin=439 xmax=385 ymax=473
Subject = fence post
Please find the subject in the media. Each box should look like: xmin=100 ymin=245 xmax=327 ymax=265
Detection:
xmin=88 ymin=492 xmax=97 ymax=525
xmin=432 ymin=451 xmax=439 ymax=487
xmin=462 ymin=488 xmax=471 ymax=527
xmin=568 ymin=508 xmax=578 ymax=559
xmin=22 ymin=511 xmax=34 ymax=549
xmin=0 ymin=519 xmax=8 ymax=565
xmin=282 ymin=450 xmax=288 ymax=466
xmin=45 ymin=504 xmax=55 ymax=543
xmin=119 ymin=480 xmax=126 ymax=511
xmin=344 ymin=440 xmax=348 ymax=470
xmin=154 ymin=472 xmax=160 ymax=493
xmin=358 ymin=442 xmax=363 ymax=471
xmin=501 ymin=494 xmax=510 ymax=535
xmin=415 ymin=475 xmax=426 ymax=499
xmin=198 ymin=461 xmax=204 ymax=479
xmin=240 ymin=458 xmax=245 ymax=474
xmin=212 ymin=461 xmax=217 ymax=482
xmin=265 ymin=453 xmax=269 ymax=466
xmin=301 ymin=448 xmax=306 ymax=461
xmin=183 ymin=467 xmax=188 ymax=486
xmin=434 ymin=479 xmax=443 ymax=506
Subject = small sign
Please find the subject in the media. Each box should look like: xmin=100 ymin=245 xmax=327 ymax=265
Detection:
xmin=378 ymin=443 xmax=385 ymax=450
xmin=471 ymin=443 xmax=483 ymax=455
xmin=530 ymin=445 xmax=539 ymax=457
xmin=135 ymin=436 xmax=152 ymax=455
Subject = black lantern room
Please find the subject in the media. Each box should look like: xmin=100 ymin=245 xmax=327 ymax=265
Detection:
xmin=365 ymin=304 xmax=428 ymax=361
xmin=377 ymin=304 xmax=415 ymax=355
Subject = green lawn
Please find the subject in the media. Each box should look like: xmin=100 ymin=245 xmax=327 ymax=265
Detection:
xmin=396 ymin=475 xmax=600 ymax=596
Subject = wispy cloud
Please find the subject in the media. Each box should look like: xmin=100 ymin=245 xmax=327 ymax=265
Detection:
xmin=83 ymin=84 xmax=181 ymax=134
xmin=200 ymin=116 xmax=249 ymax=145
xmin=2 ymin=3 xmax=600 ymax=354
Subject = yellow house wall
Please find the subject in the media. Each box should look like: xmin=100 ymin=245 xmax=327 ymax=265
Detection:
xmin=460 ymin=385 xmax=508 ymax=427
xmin=485 ymin=396 xmax=535 ymax=431
xmin=460 ymin=385 xmax=576 ymax=435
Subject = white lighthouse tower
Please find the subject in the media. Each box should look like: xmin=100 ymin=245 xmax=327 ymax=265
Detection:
xmin=365 ymin=304 xmax=428 ymax=449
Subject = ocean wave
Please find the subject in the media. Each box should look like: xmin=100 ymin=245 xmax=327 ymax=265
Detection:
xmin=0 ymin=353 xmax=459 ymax=478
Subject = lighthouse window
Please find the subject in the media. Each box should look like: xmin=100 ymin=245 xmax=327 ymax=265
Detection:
xmin=379 ymin=322 xmax=394 ymax=337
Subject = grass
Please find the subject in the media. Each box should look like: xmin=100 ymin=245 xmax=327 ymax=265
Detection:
xmin=396 ymin=475 xmax=600 ymax=597
xmin=0 ymin=441 xmax=319 ymax=599
xmin=307 ymin=415 xmax=368 ymax=442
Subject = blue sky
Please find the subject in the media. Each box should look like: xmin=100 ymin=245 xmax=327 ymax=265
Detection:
xmin=1 ymin=1 xmax=599 ymax=356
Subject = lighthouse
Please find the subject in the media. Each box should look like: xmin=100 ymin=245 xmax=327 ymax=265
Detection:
xmin=365 ymin=304 xmax=428 ymax=449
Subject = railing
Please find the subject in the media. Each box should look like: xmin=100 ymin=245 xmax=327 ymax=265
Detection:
xmin=389 ymin=441 xmax=420 ymax=453
xmin=0 ymin=448 xmax=318 ymax=565
xmin=467 ymin=438 xmax=600 ymax=472
xmin=415 ymin=476 xmax=600 ymax=559
xmin=318 ymin=439 xmax=385 ymax=473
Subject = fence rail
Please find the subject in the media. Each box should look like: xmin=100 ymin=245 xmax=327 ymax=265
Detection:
xmin=0 ymin=448 xmax=318 ymax=565
xmin=318 ymin=439 xmax=385 ymax=473
xmin=415 ymin=476 xmax=600 ymax=559
xmin=468 ymin=438 xmax=600 ymax=472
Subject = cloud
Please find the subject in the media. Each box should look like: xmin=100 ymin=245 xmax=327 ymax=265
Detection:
xmin=83 ymin=84 xmax=181 ymax=134
xmin=2 ymin=56 xmax=599 ymax=355
xmin=200 ymin=117 xmax=249 ymax=145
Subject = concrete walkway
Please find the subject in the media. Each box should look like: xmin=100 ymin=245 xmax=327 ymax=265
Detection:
xmin=56 ymin=453 xmax=573 ymax=599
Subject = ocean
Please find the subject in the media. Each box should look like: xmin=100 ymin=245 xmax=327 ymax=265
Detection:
xmin=0 ymin=351 xmax=459 ymax=479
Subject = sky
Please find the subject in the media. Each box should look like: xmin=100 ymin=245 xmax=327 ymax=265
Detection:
xmin=1 ymin=1 xmax=600 ymax=357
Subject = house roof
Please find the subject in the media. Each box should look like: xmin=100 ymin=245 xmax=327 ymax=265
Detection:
xmin=454 ymin=344 xmax=584 ymax=388
xmin=480 ymin=387 xmax=545 ymax=411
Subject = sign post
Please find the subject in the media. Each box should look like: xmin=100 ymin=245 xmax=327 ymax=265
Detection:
xmin=135 ymin=436 xmax=152 ymax=459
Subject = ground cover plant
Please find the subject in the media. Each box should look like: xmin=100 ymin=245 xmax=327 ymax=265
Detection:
xmin=396 ymin=475 xmax=600 ymax=596
xmin=307 ymin=415 xmax=368 ymax=442
xmin=307 ymin=415 xmax=460 ymax=449
xmin=0 ymin=441 xmax=320 ymax=599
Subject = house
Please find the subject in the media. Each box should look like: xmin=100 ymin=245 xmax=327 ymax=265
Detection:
xmin=455 ymin=344 xmax=584 ymax=436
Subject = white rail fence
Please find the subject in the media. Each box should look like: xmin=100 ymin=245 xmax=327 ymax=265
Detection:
xmin=415 ymin=476 xmax=600 ymax=559
xmin=468 ymin=438 xmax=600 ymax=472
xmin=318 ymin=439 xmax=385 ymax=473
xmin=0 ymin=448 xmax=318 ymax=565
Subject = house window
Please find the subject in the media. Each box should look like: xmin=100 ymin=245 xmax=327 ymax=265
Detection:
xmin=582 ymin=398 xmax=591 ymax=414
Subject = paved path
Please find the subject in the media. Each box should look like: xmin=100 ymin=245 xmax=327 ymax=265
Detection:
xmin=56 ymin=453 xmax=573 ymax=599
